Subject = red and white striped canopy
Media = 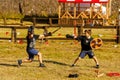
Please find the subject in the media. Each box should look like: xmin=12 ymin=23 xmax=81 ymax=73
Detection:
xmin=58 ymin=0 xmax=108 ymax=3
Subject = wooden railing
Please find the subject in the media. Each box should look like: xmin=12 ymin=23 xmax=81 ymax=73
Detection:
xmin=0 ymin=18 xmax=119 ymax=43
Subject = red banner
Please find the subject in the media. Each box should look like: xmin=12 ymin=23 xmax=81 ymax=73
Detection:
xmin=58 ymin=0 xmax=108 ymax=3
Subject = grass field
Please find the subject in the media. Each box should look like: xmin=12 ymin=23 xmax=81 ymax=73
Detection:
xmin=0 ymin=28 xmax=120 ymax=80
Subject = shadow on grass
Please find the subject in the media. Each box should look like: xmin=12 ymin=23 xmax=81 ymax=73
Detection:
xmin=43 ymin=60 xmax=71 ymax=66
xmin=0 ymin=60 xmax=71 ymax=67
xmin=0 ymin=63 xmax=18 ymax=67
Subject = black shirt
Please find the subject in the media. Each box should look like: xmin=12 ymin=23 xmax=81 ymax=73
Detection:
xmin=76 ymin=36 xmax=93 ymax=51
xmin=26 ymin=35 xmax=39 ymax=50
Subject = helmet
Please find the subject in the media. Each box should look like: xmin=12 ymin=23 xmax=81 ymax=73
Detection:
xmin=28 ymin=26 xmax=34 ymax=34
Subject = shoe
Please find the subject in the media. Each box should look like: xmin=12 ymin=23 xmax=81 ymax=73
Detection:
xmin=68 ymin=73 xmax=79 ymax=78
xmin=18 ymin=60 xmax=22 ymax=67
xmin=39 ymin=63 xmax=45 ymax=67
xmin=71 ymin=64 xmax=75 ymax=67
xmin=96 ymin=64 xmax=99 ymax=69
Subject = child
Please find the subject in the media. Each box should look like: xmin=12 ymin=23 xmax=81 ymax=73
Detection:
xmin=71 ymin=30 xmax=99 ymax=68
xmin=18 ymin=26 xmax=45 ymax=67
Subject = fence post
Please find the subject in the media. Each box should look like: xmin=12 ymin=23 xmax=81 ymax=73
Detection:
xmin=116 ymin=9 xmax=120 ymax=43
xmin=74 ymin=19 xmax=77 ymax=36
xmin=11 ymin=27 xmax=16 ymax=43
xmin=33 ymin=17 xmax=36 ymax=26
xmin=49 ymin=18 xmax=52 ymax=26
xmin=77 ymin=25 xmax=80 ymax=36
xmin=77 ymin=24 xmax=83 ymax=36
xmin=20 ymin=18 xmax=23 ymax=26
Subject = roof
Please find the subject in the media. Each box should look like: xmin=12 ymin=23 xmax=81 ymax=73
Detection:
xmin=58 ymin=0 xmax=109 ymax=3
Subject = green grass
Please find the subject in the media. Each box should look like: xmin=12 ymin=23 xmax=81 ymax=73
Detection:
xmin=0 ymin=40 xmax=120 ymax=80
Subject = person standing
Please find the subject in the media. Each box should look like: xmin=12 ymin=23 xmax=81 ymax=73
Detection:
xmin=71 ymin=30 xmax=99 ymax=68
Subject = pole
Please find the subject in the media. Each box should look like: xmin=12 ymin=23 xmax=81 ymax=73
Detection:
xmin=58 ymin=3 xmax=61 ymax=24
xmin=73 ymin=3 xmax=77 ymax=36
xmin=116 ymin=9 xmax=120 ymax=43
xmin=11 ymin=27 xmax=16 ymax=43
xmin=109 ymin=0 xmax=112 ymax=16
xmin=74 ymin=19 xmax=77 ymax=36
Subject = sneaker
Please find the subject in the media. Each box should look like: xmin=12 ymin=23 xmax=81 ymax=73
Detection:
xmin=39 ymin=63 xmax=45 ymax=67
xmin=18 ymin=60 xmax=22 ymax=67
xmin=71 ymin=64 xmax=75 ymax=67
xmin=96 ymin=64 xmax=99 ymax=68
xmin=68 ymin=73 xmax=79 ymax=78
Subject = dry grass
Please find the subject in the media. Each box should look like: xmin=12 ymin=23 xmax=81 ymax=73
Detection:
xmin=0 ymin=40 xmax=120 ymax=80
xmin=0 ymin=27 xmax=120 ymax=80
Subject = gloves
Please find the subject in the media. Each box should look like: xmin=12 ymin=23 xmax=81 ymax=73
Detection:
xmin=44 ymin=32 xmax=52 ymax=37
xmin=66 ymin=34 xmax=74 ymax=39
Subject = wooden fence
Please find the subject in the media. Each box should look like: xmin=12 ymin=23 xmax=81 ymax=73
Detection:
xmin=0 ymin=18 xmax=120 ymax=43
